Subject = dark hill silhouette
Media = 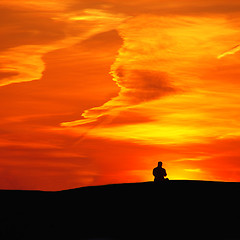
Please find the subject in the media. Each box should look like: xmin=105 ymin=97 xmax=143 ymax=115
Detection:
xmin=0 ymin=180 xmax=240 ymax=239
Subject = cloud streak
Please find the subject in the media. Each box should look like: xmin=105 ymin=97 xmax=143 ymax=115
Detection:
xmin=0 ymin=45 xmax=56 ymax=86
xmin=217 ymin=44 xmax=240 ymax=59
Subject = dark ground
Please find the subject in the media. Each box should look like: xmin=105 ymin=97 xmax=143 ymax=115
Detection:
xmin=0 ymin=180 xmax=240 ymax=239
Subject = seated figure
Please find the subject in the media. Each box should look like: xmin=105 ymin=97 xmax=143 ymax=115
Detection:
xmin=153 ymin=161 xmax=168 ymax=182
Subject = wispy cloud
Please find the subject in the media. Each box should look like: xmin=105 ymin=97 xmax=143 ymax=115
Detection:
xmin=62 ymin=16 xmax=240 ymax=146
xmin=0 ymin=45 xmax=55 ymax=86
xmin=217 ymin=44 xmax=240 ymax=59
xmin=0 ymin=7 xmax=127 ymax=87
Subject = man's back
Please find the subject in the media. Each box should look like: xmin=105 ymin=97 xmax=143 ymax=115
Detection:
xmin=153 ymin=166 xmax=167 ymax=182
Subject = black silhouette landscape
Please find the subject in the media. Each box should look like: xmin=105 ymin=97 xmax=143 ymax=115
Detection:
xmin=0 ymin=180 xmax=240 ymax=240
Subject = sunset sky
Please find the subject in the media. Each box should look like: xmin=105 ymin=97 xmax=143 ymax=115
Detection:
xmin=1 ymin=0 xmax=240 ymax=190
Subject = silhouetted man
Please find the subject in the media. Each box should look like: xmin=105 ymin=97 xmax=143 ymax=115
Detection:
xmin=153 ymin=161 xmax=167 ymax=182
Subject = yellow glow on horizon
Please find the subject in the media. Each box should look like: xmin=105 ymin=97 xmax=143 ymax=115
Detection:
xmin=84 ymin=123 xmax=207 ymax=145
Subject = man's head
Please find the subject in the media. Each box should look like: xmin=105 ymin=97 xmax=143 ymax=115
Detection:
xmin=158 ymin=161 xmax=162 ymax=167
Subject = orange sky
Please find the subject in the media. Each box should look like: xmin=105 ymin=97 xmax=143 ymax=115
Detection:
xmin=1 ymin=0 xmax=240 ymax=190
